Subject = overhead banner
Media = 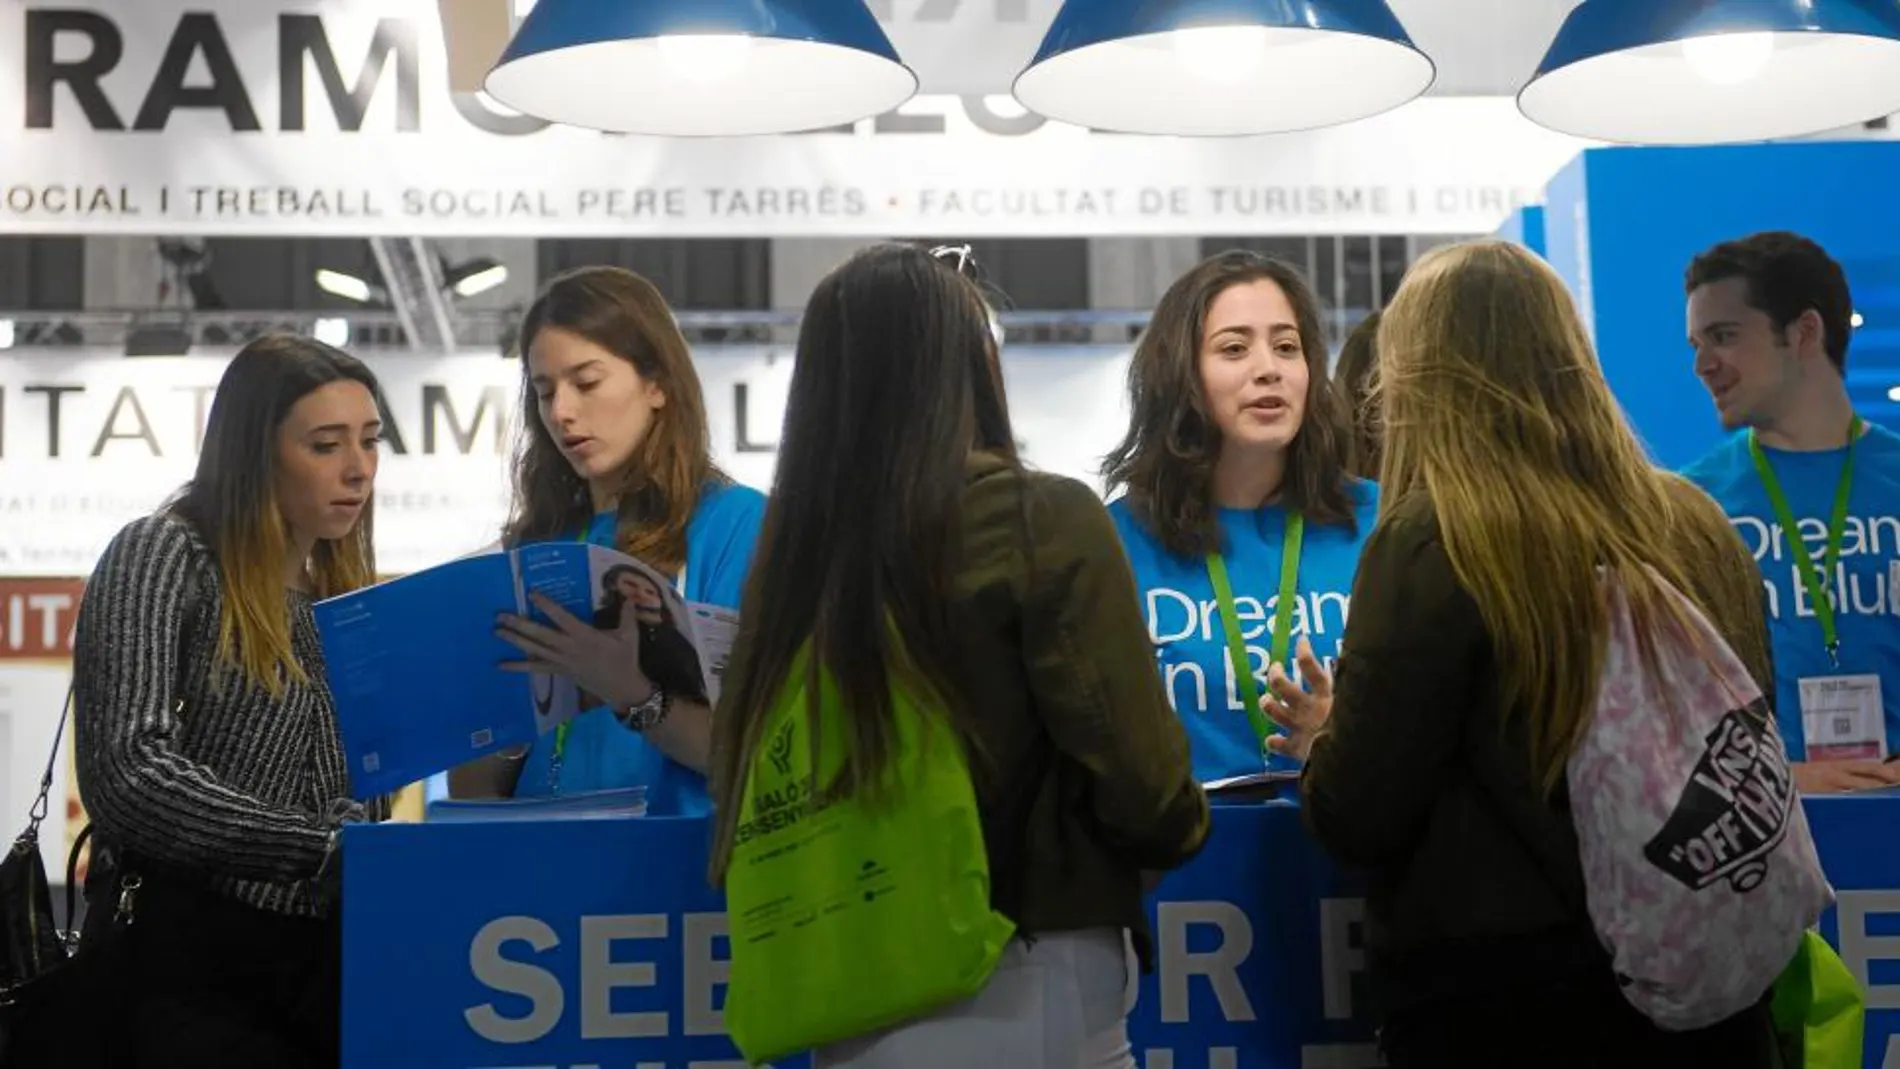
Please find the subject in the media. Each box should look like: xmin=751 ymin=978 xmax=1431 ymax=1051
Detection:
xmin=0 ymin=346 xmax=1131 ymax=578
xmin=0 ymin=1 xmax=1592 ymax=237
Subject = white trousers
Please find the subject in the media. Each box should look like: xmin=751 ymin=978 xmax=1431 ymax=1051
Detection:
xmin=812 ymin=928 xmax=1139 ymax=1069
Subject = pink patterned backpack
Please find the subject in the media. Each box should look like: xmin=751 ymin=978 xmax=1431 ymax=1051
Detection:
xmin=1567 ymin=572 xmax=1833 ymax=1031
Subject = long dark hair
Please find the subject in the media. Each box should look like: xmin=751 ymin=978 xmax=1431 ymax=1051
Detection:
xmin=1335 ymin=309 xmax=1383 ymax=479
xmin=709 ymin=243 xmax=1016 ymax=881
xmin=1103 ymin=250 xmax=1356 ymax=557
xmin=169 ymin=333 xmax=380 ymax=694
xmin=502 ymin=266 xmax=722 ymax=576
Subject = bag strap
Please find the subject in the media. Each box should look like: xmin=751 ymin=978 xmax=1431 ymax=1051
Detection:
xmin=25 ymin=686 xmax=76 ymax=837
xmin=36 ymin=535 xmax=206 ymax=853
xmin=62 ymin=823 xmax=93 ymax=943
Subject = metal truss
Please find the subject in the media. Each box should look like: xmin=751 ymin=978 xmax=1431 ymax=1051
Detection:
xmin=0 ymin=309 xmax=1156 ymax=353
xmin=368 ymin=236 xmax=460 ymax=354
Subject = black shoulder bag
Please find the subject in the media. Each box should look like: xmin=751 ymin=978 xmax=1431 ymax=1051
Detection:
xmin=0 ymin=555 xmax=203 ymax=1067
xmin=0 ymin=685 xmax=98 ymax=1062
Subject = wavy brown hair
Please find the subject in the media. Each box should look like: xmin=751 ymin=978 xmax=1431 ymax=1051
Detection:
xmin=503 ymin=266 xmax=722 ymax=576
xmin=1103 ymin=250 xmax=1357 ymax=557
xmin=1377 ymin=240 xmax=1771 ymax=792
xmin=1334 ymin=310 xmax=1383 ymax=479
xmin=169 ymin=334 xmax=379 ymax=695
xmin=708 ymin=244 xmax=1016 ymax=884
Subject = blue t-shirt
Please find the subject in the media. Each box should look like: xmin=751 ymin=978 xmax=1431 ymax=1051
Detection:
xmin=513 ymin=480 xmax=767 ymax=813
xmin=1108 ymin=481 xmax=1381 ymax=783
xmin=1682 ymin=424 xmax=1900 ymax=761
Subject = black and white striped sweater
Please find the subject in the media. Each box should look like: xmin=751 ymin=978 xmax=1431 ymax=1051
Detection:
xmin=72 ymin=512 xmax=385 ymax=918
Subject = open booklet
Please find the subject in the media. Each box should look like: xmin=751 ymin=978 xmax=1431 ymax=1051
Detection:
xmin=314 ymin=541 xmax=738 ymax=799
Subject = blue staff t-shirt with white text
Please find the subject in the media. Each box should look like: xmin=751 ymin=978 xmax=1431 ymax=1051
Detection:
xmin=513 ymin=480 xmax=766 ymax=813
xmin=1109 ymin=480 xmax=1380 ymax=783
xmin=1682 ymin=424 xmax=1900 ymax=761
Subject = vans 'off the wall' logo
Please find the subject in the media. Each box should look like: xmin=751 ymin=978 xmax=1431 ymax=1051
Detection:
xmin=765 ymin=717 xmax=796 ymax=777
xmin=1643 ymin=698 xmax=1795 ymax=893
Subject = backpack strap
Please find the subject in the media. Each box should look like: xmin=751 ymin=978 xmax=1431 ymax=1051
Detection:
xmin=984 ymin=731 xmax=1053 ymax=927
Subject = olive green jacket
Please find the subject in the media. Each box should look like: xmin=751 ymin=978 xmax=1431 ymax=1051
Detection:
xmin=945 ymin=452 xmax=1210 ymax=964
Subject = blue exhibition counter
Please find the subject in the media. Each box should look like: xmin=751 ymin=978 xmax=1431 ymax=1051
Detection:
xmin=342 ymin=793 xmax=1900 ymax=1069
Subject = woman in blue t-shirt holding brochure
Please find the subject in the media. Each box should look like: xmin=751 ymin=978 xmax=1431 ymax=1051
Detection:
xmin=449 ymin=266 xmax=764 ymax=815
xmin=1104 ymin=251 xmax=1378 ymax=785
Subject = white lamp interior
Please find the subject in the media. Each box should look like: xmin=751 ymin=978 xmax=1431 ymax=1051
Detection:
xmin=1014 ymin=26 xmax=1434 ymax=136
xmin=1521 ymin=31 xmax=1900 ymax=144
xmin=486 ymin=35 xmax=916 ymax=136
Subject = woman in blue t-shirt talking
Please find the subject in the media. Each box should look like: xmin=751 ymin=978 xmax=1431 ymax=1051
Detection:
xmin=449 ymin=266 xmax=765 ymax=815
xmin=1104 ymin=250 xmax=1377 ymax=783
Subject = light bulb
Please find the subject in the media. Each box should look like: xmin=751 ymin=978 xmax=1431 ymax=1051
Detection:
xmin=1169 ymin=25 xmax=1272 ymax=87
xmin=656 ymin=34 xmax=755 ymax=87
xmin=1682 ymin=32 xmax=1776 ymax=86
xmin=313 ymin=317 xmax=350 ymax=348
xmin=316 ymin=269 xmax=374 ymax=303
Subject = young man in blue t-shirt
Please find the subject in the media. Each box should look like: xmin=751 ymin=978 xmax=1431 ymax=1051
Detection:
xmin=1681 ymin=231 xmax=1900 ymax=794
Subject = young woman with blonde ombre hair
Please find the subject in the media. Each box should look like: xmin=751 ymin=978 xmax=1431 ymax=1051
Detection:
xmin=64 ymin=335 xmax=390 ymax=1066
xmin=1268 ymin=240 xmax=1779 ymax=1067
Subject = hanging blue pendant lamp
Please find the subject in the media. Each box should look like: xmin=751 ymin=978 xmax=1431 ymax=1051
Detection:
xmin=484 ymin=0 xmax=917 ymax=137
xmin=1012 ymin=0 xmax=1435 ymax=136
xmin=1520 ymin=0 xmax=1900 ymax=145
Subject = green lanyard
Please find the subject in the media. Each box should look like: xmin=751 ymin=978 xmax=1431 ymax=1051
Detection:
xmin=1747 ymin=417 xmax=1861 ymax=668
xmin=1205 ymin=511 xmax=1304 ymax=754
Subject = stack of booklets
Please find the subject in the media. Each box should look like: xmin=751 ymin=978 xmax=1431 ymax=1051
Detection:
xmin=314 ymin=541 xmax=736 ymax=799
xmin=426 ymin=786 xmax=650 ymax=823
xmin=1201 ymin=769 xmax=1301 ymax=802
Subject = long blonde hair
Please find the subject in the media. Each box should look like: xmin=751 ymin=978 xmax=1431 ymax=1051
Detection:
xmin=1376 ymin=240 xmax=1769 ymax=791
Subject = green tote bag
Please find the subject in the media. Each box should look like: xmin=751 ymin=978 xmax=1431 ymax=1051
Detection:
xmin=1771 ymin=930 xmax=1866 ymax=1069
xmin=722 ymin=645 xmax=1016 ymax=1065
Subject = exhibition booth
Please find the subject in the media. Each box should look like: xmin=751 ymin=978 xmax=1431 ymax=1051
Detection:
xmin=2 ymin=2 xmax=1899 ymax=1067
xmin=333 ymin=140 xmax=1900 ymax=1069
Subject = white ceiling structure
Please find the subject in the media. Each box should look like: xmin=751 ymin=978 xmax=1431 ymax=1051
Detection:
xmin=865 ymin=0 xmax=1585 ymax=98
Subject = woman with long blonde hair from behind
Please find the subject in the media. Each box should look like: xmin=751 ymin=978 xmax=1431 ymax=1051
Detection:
xmin=1263 ymin=241 xmax=1778 ymax=1067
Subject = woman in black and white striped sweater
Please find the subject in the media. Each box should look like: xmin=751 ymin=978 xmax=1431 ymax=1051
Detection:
xmin=70 ymin=334 xmax=389 ymax=1067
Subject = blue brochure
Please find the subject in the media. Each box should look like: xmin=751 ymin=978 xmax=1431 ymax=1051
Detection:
xmin=314 ymin=542 xmax=735 ymax=799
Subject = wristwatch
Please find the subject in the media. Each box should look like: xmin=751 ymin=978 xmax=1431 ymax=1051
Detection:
xmin=614 ymin=685 xmax=669 ymax=732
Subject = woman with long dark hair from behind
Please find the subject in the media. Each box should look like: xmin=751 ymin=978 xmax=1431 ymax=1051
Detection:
xmin=454 ymin=266 xmax=765 ymax=813
xmin=68 ymin=334 xmax=388 ymax=1066
xmin=1270 ymin=241 xmax=1779 ymax=1066
xmin=708 ymin=244 xmax=1208 ymax=1067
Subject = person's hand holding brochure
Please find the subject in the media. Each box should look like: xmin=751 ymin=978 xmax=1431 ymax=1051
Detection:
xmin=313 ymin=542 xmax=738 ymax=799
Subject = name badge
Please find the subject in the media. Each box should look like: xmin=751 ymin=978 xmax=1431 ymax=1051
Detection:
xmin=1799 ymin=674 xmax=1887 ymax=762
